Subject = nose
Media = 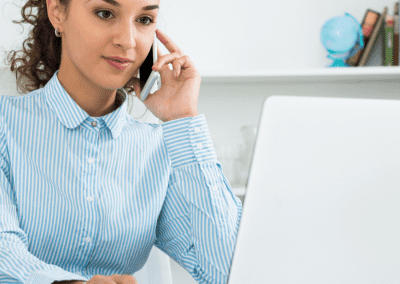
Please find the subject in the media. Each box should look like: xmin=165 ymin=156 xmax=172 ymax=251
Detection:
xmin=113 ymin=21 xmax=137 ymax=50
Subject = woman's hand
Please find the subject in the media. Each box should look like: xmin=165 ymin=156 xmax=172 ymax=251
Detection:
xmin=131 ymin=29 xmax=201 ymax=123
xmin=54 ymin=274 xmax=138 ymax=283
xmin=53 ymin=274 xmax=138 ymax=284
xmin=88 ymin=274 xmax=138 ymax=283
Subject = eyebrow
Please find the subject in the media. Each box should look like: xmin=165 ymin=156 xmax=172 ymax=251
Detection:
xmin=88 ymin=0 xmax=159 ymax=10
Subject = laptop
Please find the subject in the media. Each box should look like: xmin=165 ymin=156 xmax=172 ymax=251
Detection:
xmin=227 ymin=95 xmax=400 ymax=284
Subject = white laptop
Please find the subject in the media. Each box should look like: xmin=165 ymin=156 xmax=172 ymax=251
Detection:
xmin=227 ymin=95 xmax=400 ymax=284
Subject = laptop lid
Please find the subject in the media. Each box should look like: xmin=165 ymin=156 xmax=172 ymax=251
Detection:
xmin=228 ymin=95 xmax=400 ymax=283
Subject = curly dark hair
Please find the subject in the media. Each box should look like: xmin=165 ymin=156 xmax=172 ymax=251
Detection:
xmin=2 ymin=0 xmax=149 ymax=119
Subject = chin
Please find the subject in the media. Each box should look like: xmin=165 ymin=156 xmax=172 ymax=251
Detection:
xmin=92 ymin=77 xmax=125 ymax=92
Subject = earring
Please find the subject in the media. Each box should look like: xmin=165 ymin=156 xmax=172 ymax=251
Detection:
xmin=55 ymin=28 xmax=61 ymax=37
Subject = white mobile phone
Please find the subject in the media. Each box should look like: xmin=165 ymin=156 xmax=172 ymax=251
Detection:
xmin=139 ymin=33 xmax=161 ymax=101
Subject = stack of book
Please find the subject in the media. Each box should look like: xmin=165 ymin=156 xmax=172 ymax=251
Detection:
xmin=346 ymin=2 xmax=400 ymax=66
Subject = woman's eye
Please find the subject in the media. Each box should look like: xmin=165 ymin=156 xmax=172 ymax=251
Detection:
xmin=96 ymin=10 xmax=113 ymax=20
xmin=95 ymin=10 xmax=154 ymax=26
xmin=139 ymin=17 xmax=154 ymax=25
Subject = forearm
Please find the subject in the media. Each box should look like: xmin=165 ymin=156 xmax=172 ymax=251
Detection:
xmin=158 ymin=114 xmax=243 ymax=282
xmin=156 ymin=160 xmax=242 ymax=283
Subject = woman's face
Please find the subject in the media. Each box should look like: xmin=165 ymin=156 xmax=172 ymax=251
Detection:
xmin=57 ymin=0 xmax=159 ymax=91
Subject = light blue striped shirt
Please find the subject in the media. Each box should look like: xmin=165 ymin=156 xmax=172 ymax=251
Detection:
xmin=0 ymin=70 xmax=242 ymax=284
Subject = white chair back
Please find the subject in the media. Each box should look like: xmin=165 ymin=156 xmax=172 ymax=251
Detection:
xmin=134 ymin=246 xmax=173 ymax=284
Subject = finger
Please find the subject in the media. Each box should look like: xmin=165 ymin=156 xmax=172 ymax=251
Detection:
xmin=155 ymin=29 xmax=184 ymax=56
xmin=153 ymin=52 xmax=182 ymax=71
xmin=172 ymin=60 xmax=181 ymax=77
xmin=156 ymin=42 xmax=163 ymax=60
xmin=175 ymin=55 xmax=193 ymax=77
xmin=111 ymin=273 xmax=128 ymax=284
xmin=119 ymin=274 xmax=138 ymax=284
xmin=154 ymin=44 xmax=169 ymax=72
xmin=126 ymin=77 xmax=142 ymax=98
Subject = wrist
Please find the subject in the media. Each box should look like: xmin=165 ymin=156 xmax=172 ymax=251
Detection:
xmin=163 ymin=112 xmax=198 ymax=122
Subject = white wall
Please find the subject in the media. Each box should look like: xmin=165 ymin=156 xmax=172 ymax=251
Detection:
xmin=0 ymin=0 xmax=397 ymax=72
xmin=199 ymin=79 xmax=400 ymax=148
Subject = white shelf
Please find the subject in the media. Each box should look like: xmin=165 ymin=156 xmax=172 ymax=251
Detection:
xmin=200 ymin=66 xmax=400 ymax=84
xmin=2 ymin=66 xmax=399 ymax=84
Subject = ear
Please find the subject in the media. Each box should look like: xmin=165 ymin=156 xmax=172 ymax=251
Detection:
xmin=47 ymin=0 xmax=66 ymax=32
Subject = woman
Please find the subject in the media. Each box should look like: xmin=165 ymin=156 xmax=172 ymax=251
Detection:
xmin=0 ymin=0 xmax=242 ymax=283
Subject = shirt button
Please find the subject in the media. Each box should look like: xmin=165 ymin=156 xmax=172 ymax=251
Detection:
xmin=212 ymin=184 xmax=218 ymax=192
xmin=194 ymin=127 xmax=202 ymax=133
xmin=88 ymin=158 xmax=94 ymax=164
xmin=91 ymin=121 xmax=97 ymax=127
xmin=84 ymin=237 xmax=92 ymax=243
xmin=197 ymin=143 xmax=203 ymax=150
xmin=87 ymin=196 xmax=94 ymax=202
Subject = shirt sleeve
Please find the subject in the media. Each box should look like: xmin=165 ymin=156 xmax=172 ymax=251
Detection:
xmin=155 ymin=114 xmax=243 ymax=284
xmin=0 ymin=115 xmax=89 ymax=284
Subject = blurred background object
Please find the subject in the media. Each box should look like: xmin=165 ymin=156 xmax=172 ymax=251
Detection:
xmin=320 ymin=13 xmax=364 ymax=67
xmin=215 ymin=143 xmax=242 ymax=187
xmin=238 ymin=125 xmax=258 ymax=187
xmin=214 ymin=125 xmax=258 ymax=190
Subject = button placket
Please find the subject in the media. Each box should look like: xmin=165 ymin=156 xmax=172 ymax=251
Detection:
xmin=83 ymin=127 xmax=98 ymax=251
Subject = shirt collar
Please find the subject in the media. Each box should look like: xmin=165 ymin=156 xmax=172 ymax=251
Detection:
xmin=44 ymin=69 xmax=128 ymax=140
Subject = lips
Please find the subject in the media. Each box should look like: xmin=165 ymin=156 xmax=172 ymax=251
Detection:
xmin=105 ymin=56 xmax=132 ymax=63
xmin=104 ymin=58 xmax=130 ymax=71
xmin=109 ymin=58 xmax=124 ymax=63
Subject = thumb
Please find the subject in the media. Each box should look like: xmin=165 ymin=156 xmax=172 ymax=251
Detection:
xmin=126 ymin=77 xmax=144 ymax=100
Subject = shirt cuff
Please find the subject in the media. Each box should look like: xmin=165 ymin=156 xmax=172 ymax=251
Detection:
xmin=161 ymin=114 xmax=217 ymax=168
xmin=26 ymin=268 xmax=89 ymax=284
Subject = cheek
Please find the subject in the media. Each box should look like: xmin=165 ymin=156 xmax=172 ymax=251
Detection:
xmin=71 ymin=14 xmax=107 ymax=59
xmin=135 ymin=39 xmax=153 ymax=65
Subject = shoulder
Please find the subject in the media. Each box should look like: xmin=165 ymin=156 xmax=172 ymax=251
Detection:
xmin=0 ymin=88 xmax=44 ymax=111
xmin=1 ymin=88 xmax=45 ymax=117
xmin=123 ymin=115 xmax=169 ymax=158
xmin=125 ymin=114 xmax=164 ymax=137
